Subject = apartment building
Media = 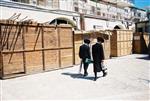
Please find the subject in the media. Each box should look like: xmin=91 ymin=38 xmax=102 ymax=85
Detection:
xmin=0 ymin=0 xmax=148 ymax=31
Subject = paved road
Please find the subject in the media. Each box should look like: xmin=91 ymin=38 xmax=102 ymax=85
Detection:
xmin=0 ymin=54 xmax=150 ymax=100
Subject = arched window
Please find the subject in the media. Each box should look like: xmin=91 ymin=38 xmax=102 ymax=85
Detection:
xmin=114 ymin=25 xmax=125 ymax=29
xmin=114 ymin=25 xmax=121 ymax=29
xmin=50 ymin=17 xmax=76 ymax=28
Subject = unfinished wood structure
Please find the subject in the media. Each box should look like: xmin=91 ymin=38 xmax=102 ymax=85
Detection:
xmin=110 ymin=30 xmax=133 ymax=57
xmin=74 ymin=31 xmax=111 ymax=64
xmin=0 ymin=20 xmax=73 ymax=79
xmin=133 ymin=32 xmax=149 ymax=54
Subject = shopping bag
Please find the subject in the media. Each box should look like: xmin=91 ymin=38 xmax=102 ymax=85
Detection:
xmin=85 ymin=58 xmax=93 ymax=64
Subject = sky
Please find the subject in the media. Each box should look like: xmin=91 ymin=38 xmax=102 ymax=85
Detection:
xmin=134 ymin=0 xmax=150 ymax=9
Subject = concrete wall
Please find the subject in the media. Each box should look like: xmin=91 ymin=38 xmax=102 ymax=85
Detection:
xmin=0 ymin=6 xmax=79 ymax=24
xmin=84 ymin=17 xmax=126 ymax=30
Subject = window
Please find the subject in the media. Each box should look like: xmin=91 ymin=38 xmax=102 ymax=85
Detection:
xmin=138 ymin=28 xmax=143 ymax=32
xmin=90 ymin=0 xmax=100 ymax=2
xmin=145 ymin=26 xmax=150 ymax=33
xmin=91 ymin=6 xmax=95 ymax=14
xmin=74 ymin=7 xmax=79 ymax=12
xmin=81 ymin=0 xmax=87 ymax=2
xmin=138 ymin=13 xmax=141 ymax=17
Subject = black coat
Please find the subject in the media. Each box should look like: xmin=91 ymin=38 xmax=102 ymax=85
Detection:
xmin=92 ymin=43 xmax=104 ymax=72
xmin=79 ymin=44 xmax=91 ymax=60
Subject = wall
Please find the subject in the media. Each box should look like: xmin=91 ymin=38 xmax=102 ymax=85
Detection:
xmin=84 ymin=17 xmax=126 ymax=30
xmin=0 ymin=6 xmax=79 ymax=24
xmin=0 ymin=21 xmax=73 ymax=79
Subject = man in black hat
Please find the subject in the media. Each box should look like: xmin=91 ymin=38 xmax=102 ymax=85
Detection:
xmin=92 ymin=37 xmax=107 ymax=81
xmin=79 ymin=39 xmax=91 ymax=76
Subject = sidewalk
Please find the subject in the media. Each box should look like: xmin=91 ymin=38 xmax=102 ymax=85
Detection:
xmin=0 ymin=54 xmax=150 ymax=100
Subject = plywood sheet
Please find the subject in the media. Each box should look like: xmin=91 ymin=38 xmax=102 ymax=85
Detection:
xmin=1 ymin=25 xmax=23 ymax=51
xmin=60 ymin=49 xmax=73 ymax=68
xmin=2 ymin=53 xmax=24 ymax=75
xmin=44 ymin=50 xmax=59 ymax=70
xmin=44 ymin=27 xmax=59 ymax=48
xmin=24 ymin=27 xmax=42 ymax=50
xmin=25 ymin=51 xmax=43 ymax=73
xmin=74 ymin=34 xmax=83 ymax=44
xmin=59 ymin=28 xmax=73 ymax=48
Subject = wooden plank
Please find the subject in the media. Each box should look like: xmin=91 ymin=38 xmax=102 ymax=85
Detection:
xmin=60 ymin=49 xmax=73 ymax=68
xmin=133 ymin=40 xmax=141 ymax=53
xmin=57 ymin=27 xmax=61 ymax=68
xmin=43 ymin=27 xmax=59 ymax=48
xmin=0 ymin=25 xmax=3 ymax=78
xmin=44 ymin=50 xmax=59 ymax=70
xmin=74 ymin=34 xmax=83 ymax=44
xmin=74 ymin=43 xmax=82 ymax=64
xmin=111 ymin=49 xmax=117 ymax=57
xmin=0 ymin=51 xmax=3 ymax=78
xmin=1 ymin=25 xmax=23 ymax=51
xmin=2 ymin=47 xmax=73 ymax=53
xmin=24 ymin=27 xmax=42 ymax=50
xmin=41 ymin=26 xmax=45 ymax=70
xmin=2 ymin=53 xmax=24 ymax=75
xmin=59 ymin=27 xmax=73 ymax=48
xmin=74 ymin=34 xmax=83 ymax=64
xmin=25 ymin=51 xmax=43 ymax=73
xmin=22 ymin=26 xmax=26 ymax=73
xmin=38 ymin=0 xmax=46 ymax=6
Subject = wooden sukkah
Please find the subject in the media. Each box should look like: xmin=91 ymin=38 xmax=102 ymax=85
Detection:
xmin=0 ymin=20 xmax=73 ymax=79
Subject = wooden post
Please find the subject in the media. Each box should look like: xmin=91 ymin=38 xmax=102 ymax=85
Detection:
xmin=41 ymin=25 xmax=45 ymax=71
xmin=57 ymin=26 xmax=61 ymax=68
xmin=72 ymin=31 xmax=75 ymax=65
xmin=22 ymin=25 xmax=26 ymax=73
xmin=0 ymin=24 xmax=4 ymax=78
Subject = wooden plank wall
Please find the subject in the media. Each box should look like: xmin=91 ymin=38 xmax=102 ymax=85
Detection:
xmin=110 ymin=30 xmax=133 ymax=57
xmin=0 ymin=21 xmax=73 ymax=78
xmin=133 ymin=32 xmax=150 ymax=54
xmin=0 ymin=25 xmax=2 ymax=78
xmin=74 ymin=34 xmax=83 ymax=64
xmin=59 ymin=26 xmax=73 ymax=68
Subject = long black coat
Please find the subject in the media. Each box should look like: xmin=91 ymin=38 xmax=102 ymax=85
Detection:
xmin=79 ymin=44 xmax=91 ymax=61
xmin=92 ymin=43 xmax=104 ymax=72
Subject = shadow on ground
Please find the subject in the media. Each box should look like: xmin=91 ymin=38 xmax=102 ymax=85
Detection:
xmin=138 ymin=78 xmax=150 ymax=84
xmin=61 ymin=72 xmax=102 ymax=81
xmin=136 ymin=55 xmax=150 ymax=60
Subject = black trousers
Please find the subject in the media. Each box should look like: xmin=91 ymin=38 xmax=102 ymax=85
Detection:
xmin=82 ymin=59 xmax=89 ymax=74
xmin=93 ymin=61 xmax=105 ymax=78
